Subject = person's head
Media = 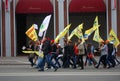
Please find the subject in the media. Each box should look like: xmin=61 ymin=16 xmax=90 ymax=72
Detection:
xmin=78 ymin=39 xmax=82 ymax=43
xmin=68 ymin=40 xmax=73 ymax=45
xmin=87 ymin=43 xmax=91 ymax=47
xmin=35 ymin=40 xmax=40 ymax=46
xmin=100 ymin=41 xmax=105 ymax=47
xmin=42 ymin=37 xmax=47 ymax=43
xmin=28 ymin=40 xmax=34 ymax=45
xmin=105 ymin=40 xmax=109 ymax=44
xmin=57 ymin=43 xmax=61 ymax=48
xmin=64 ymin=38 xmax=67 ymax=42
xmin=63 ymin=39 xmax=68 ymax=45
xmin=100 ymin=41 xmax=105 ymax=45
xmin=51 ymin=40 xmax=54 ymax=44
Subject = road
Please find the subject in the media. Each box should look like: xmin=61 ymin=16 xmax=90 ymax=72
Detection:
xmin=0 ymin=56 xmax=120 ymax=81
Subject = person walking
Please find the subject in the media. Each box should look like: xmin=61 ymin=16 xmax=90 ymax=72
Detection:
xmin=77 ymin=39 xmax=85 ymax=70
xmin=95 ymin=41 xmax=107 ymax=68
xmin=38 ymin=38 xmax=58 ymax=71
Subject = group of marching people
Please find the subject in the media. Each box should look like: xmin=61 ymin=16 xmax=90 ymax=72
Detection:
xmin=24 ymin=37 xmax=120 ymax=72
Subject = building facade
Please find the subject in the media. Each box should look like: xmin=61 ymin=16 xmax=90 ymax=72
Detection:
xmin=0 ymin=0 xmax=120 ymax=57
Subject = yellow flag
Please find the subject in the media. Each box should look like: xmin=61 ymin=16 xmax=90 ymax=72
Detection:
xmin=93 ymin=16 xmax=98 ymax=27
xmin=22 ymin=51 xmax=44 ymax=58
xmin=84 ymin=16 xmax=99 ymax=40
xmin=25 ymin=24 xmax=38 ymax=41
xmin=93 ymin=26 xmax=104 ymax=43
xmin=108 ymin=29 xmax=120 ymax=47
xmin=68 ymin=23 xmax=83 ymax=41
xmin=74 ymin=24 xmax=84 ymax=42
xmin=55 ymin=24 xmax=71 ymax=43
xmin=68 ymin=33 xmax=74 ymax=40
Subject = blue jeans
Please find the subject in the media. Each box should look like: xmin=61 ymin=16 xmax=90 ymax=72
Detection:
xmin=46 ymin=54 xmax=58 ymax=69
xmin=36 ymin=57 xmax=43 ymax=68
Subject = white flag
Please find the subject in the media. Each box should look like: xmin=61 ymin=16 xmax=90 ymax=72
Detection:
xmin=38 ymin=15 xmax=51 ymax=37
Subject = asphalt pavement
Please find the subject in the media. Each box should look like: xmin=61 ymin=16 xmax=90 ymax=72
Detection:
xmin=0 ymin=56 xmax=120 ymax=81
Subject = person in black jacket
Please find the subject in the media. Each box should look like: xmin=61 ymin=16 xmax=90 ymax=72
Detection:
xmin=62 ymin=39 xmax=69 ymax=68
xmin=38 ymin=38 xmax=58 ymax=71
xmin=27 ymin=40 xmax=35 ymax=67
xmin=67 ymin=40 xmax=76 ymax=69
xmin=106 ymin=40 xmax=116 ymax=68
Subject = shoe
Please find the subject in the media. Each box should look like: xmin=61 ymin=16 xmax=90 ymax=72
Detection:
xmin=38 ymin=69 xmax=44 ymax=71
xmin=107 ymin=66 xmax=111 ymax=69
xmin=72 ymin=67 xmax=77 ymax=69
xmin=31 ymin=63 xmax=35 ymax=67
xmin=95 ymin=66 xmax=98 ymax=69
xmin=80 ymin=68 xmax=84 ymax=70
xmin=103 ymin=66 xmax=106 ymax=68
xmin=44 ymin=68 xmax=49 ymax=70
xmin=54 ymin=67 xmax=58 ymax=72
xmin=95 ymin=65 xmax=98 ymax=68
xmin=34 ymin=66 xmax=39 ymax=69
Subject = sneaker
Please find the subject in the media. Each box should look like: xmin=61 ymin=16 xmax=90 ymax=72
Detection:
xmin=44 ymin=68 xmax=49 ymax=70
xmin=38 ymin=69 xmax=44 ymax=71
xmin=80 ymin=68 xmax=84 ymax=70
xmin=54 ymin=67 xmax=58 ymax=72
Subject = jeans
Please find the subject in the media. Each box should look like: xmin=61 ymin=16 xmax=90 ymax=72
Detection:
xmin=36 ymin=57 xmax=43 ymax=68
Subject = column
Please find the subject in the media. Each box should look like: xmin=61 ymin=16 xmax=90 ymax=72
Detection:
xmin=2 ymin=0 xmax=6 ymax=57
xmin=52 ymin=0 xmax=58 ymax=39
xmin=0 ymin=0 xmax=1 ymax=56
xmin=52 ymin=0 xmax=70 ymax=46
xmin=58 ymin=0 xmax=64 ymax=46
xmin=111 ymin=0 xmax=117 ymax=33
xmin=10 ymin=0 xmax=16 ymax=56
xmin=1 ymin=0 xmax=15 ymax=57
xmin=117 ymin=0 xmax=120 ymax=55
xmin=117 ymin=0 xmax=120 ymax=38
xmin=5 ymin=0 xmax=11 ymax=57
xmin=106 ymin=0 xmax=112 ymax=37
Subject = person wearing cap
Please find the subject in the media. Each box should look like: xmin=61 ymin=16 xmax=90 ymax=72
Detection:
xmin=50 ymin=40 xmax=61 ymax=68
xmin=67 ymin=40 xmax=77 ymax=69
xmin=38 ymin=38 xmax=58 ymax=71
xmin=54 ymin=43 xmax=63 ymax=68
xmin=95 ymin=41 xmax=108 ymax=68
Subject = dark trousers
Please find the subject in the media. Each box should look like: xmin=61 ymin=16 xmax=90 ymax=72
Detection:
xmin=96 ymin=55 xmax=107 ymax=68
xmin=77 ymin=55 xmax=84 ymax=69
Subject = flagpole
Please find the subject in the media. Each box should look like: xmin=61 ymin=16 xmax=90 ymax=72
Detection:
xmin=38 ymin=14 xmax=51 ymax=53
xmin=39 ymin=30 xmax=47 ymax=53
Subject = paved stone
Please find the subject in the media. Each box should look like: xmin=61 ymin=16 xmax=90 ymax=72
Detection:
xmin=0 ymin=56 xmax=29 ymax=65
xmin=0 ymin=56 xmax=120 ymax=73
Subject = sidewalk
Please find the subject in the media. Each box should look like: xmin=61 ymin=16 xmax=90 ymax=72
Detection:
xmin=0 ymin=56 xmax=120 ymax=73
xmin=0 ymin=56 xmax=120 ymax=65
xmin=0 ymin=56 xmax=30 ymax=65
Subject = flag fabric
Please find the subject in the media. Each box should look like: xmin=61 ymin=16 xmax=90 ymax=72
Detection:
xmin=93 ymin=16 xmax=98 ymax=27
xmin=33 ymin=24 xmax=38 ymax=30
xmin=22 ymin=51 xmax=44 ymax=58
xmin=68 ymin=32 xmax=74 ymax=40
xmin=38 ymin=15 xmax=51 ymax=37
xmin=84 ymin=16 xmax=99 ymax=40
xmin=108 ymin=29 xmax=120 ymax=47
xmin=68 ymin=23 xmax=84 ymax=42
xmin=55 ymin=24 xmax=71 ymax=43
xmin=25 ymin=24 xmax=38 ymax=41
xmin=93 ymin=26 xmax=104 ymax=43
